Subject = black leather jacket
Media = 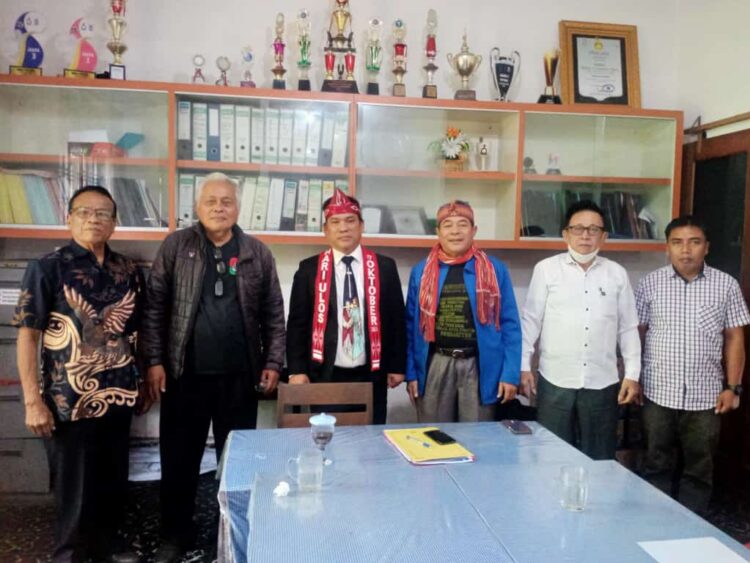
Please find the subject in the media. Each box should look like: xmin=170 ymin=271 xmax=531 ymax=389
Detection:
xmin=140 ymin=224 xmax=285 ymax=381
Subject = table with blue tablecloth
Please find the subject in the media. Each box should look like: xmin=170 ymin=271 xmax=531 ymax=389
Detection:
xmin=218 ymin=422 xmax=750 ymax=562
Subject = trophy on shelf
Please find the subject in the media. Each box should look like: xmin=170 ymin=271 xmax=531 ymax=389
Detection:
xmin=391 ymin=19 xmax=407 ymax=97
xmin=106 ymin=0 xmax=127 ymax=79
xmin=537 ymin=49 xmax=561 ymax=104
xmin=447 ymin=32 xmax=482 ymax=100
xmin=64 ymin=17 xmax=98 ymax=79
xmin=545 ymin=153 xmax=561 ymax=174
xmin=489 ymin=47 xmax=520 ymax=101
xmin=422 ymin=9 xmax=438 ymax=99
xmin=216 ymin=56 xmax=230 ymax=86
xmin=477 ymin=137 xmax=489 ymax=171
xmin=296 ymin=9 xmax=312 ymax=90
xmin=191 ymin=54 xmax=206 ymax=83
xmin=10 ymin=11 xmax=45 ymax=75
xmin=322 ymin=0 xmax=358 ymax=93
xmin=271 ymin=12 xmax=287 ymax=89
xmin=364 ymin=17 xmax=383 ymax=95
xmin=240 ymin=47 xmax=256 ymax=87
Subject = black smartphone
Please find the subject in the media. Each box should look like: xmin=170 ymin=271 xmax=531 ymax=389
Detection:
xmin=501 ymin=419 xmax=533 ymax=435
xmin=424 ymin=429 xmax=456 ymax=445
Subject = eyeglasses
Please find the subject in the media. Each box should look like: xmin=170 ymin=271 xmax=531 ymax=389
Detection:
xmin=565 ymin=224 xmax=605 ymax=236
xmin=213 ymin=247 xmax=226 ymax=297
xmin=71 ymin=207 xmax=115 ymax=222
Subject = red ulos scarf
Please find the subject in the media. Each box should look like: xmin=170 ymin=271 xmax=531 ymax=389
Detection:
xmin=419 ymin=244 xmax=501 ymax=342
xmin=312 ymin=247 xmax=382 ymax=370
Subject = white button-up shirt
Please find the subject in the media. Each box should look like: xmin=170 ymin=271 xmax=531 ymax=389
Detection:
xmin=521 ymin=253 xmax=641 ymax=389
xmin=332 ymin=245 xmax=366 ymax=368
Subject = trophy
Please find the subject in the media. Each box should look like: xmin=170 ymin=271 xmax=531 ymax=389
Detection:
xmin=422 ymin=9 xmax=438 ymax=99
xmin=322 ymin=0 xmax=359 ymax=93
xmin=364 ymin=18 xmax=383 ymax=95
xmin=216 ymin=56 xmax=230 ymax=86
xmin=106 ymin=0 xmax=127 ymax=79
xmin=447 ymin=32 xmax=482 ymax=100
xmin=477 ymin=137 xmax=489 ymax=171
xmin=391 ymin=19 xmax=407 ymax=97
xmin=523 ymin=156 xmax=537 ymax=174
xmin=10 ymin=11 xmax=44 ymax=75
xmin=64 ymin=18 xmax=97 ymax=79
xmin=240 ymin=47 xmax=256 ymax=87
xmin=489 ymin=47 xmax=520 ymax=101
xmin=296 ymin=9 xmax=312 ymax=90
xmin=537 ymin=49 xmax=561 ymax=104
xmin=191 ymin=54 xmax=206 ymax=83
xmin=271 ymin=12 xmax=287 ymax=89
xmin=545 ymin=153 xmax=561 ymax=174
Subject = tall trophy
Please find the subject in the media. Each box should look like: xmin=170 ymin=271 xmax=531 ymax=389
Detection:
xmin=64 ymin=18 xmax=97 ymax=79
xmin=240 ymin=47 xmax=256 ymax=87
xmin=422 ymin=9 xmax=438 ymax=99
xmin=447 ymin=32 xmax=482 ymax=100
xmin=191 ymin=54 xmax=206 ymax=83
xmin=10 ymin=11 xmax=45 ymax=75
xmin=271 ymin=13 xmax=287 ymax=89
xmin=489 ymin=47 xmax=520 ymax=101
xmin=296 ymin=9 xmax=312 ymax=90
xmin=216 ymin=56 xmax=230 ymax=86
xmin=391 ymin=19 xmax=407 ymax=97
xmin=537 ymin=49 xmax=561 ymax=104
xmin=322 ymin=0 xmax=358 ymax=93
xmin=106 ymin=0 xmax=127 ymax=79
xmin=364 ymin=17 xmax=383 ymax=95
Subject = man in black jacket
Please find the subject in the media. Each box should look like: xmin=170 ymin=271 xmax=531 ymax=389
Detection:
xmin=140 ymin=172 xmax=285 ymax=562
xmin=287 ymin=189 xmax=406 ymax=423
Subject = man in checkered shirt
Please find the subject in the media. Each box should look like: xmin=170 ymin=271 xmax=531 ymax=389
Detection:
xmin=635 ymin=215 xmax=749 ymax=514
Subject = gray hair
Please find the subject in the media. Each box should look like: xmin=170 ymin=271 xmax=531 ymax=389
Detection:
xmin=195 ymin=172 xmax=241 ymax=204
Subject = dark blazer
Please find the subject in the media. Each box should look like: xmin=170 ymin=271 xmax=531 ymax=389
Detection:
xmin=286 ymin=251 xmax=406 ymax=382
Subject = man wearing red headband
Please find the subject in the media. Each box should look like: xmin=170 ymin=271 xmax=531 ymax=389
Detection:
xmin=406 ymin=200 xmax=522 ymax=421
xmin=287 ymin=189 xmax=406 ymax=423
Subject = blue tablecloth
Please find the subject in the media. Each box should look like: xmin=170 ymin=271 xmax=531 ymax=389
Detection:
xmin=218 ymin=422 xmax=750 ymax=562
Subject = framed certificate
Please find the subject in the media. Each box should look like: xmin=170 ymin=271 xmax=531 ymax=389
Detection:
xmin=389 ymin=206 xmax=429 ymax=235
xmin=559 ymin=21 xmax=641 ymax=108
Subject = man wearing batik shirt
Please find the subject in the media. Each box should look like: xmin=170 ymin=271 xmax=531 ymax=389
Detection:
xmin=406 ymin=200 xmax=522 ymax=422
xmin=636 ymin=215 xmax=750 ymax=513
xmin=287 ymin=189 xmax=406 ymax=424
xmin=14 ymin=186 xmax=142 ymax=563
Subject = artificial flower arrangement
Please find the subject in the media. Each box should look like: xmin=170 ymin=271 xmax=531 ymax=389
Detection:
xmin=429 ymin=126 xmax=471 ymax=171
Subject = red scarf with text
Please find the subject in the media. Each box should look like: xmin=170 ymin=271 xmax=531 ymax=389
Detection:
xmin=312 ymin=247 xmax=382 ymax=371
xmin=418 ymin=244 xmax=501 ymax=342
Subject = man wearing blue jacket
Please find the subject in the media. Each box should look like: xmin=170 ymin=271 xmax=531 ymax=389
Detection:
xmin=406 ymin=200 xmax=522 ymax=422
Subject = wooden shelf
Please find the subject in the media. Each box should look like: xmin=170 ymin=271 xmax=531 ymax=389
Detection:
xmin=357 ymin=168 xmax=515 ymax=181
xmin=0 ymin=226 xmax=169 ymax=241
xmin=522 ymin=174 xmax=672 ymax=186
xmin=176 ymin=160 xmax=347 ymax=176
xmin=0 ymin=153 xmax=168 ymax=167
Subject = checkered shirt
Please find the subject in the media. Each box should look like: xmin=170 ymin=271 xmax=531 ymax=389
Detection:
xmin=635 ymin=264 xmax=750 ymax=410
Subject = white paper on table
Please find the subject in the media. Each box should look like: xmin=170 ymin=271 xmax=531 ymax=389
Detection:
xmin=638 ymin=537 xmax=747 ymax=563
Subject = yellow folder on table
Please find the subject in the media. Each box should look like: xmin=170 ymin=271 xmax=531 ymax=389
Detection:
xmin=383 ymin=427 xmax=475 ymax=465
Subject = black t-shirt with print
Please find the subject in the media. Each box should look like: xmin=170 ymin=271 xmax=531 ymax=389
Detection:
xmin=435 ymin=264 xmax=477 ymax=349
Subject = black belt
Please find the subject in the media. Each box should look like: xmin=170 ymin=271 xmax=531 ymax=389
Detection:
xmin=436 ymin=347 xmax=478 ymax=359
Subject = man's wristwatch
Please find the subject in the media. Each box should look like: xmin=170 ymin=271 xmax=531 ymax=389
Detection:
xmin=725 ymin=383 xmax=744 ymax=396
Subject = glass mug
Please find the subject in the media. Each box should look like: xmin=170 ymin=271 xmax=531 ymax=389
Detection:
xmin=287 ymin=447 xmax=323 ymax=492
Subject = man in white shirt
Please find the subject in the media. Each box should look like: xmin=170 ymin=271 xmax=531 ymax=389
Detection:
xmin=520 ymin=200 xmax=641 ymax=459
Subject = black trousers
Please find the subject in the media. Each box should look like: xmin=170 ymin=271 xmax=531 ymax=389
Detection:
xmin=159 ymin=370 xmax=258 ymax=544
xmin=45 ymin=412 xmax=132 ymax=563
xmin=329 ymin=366 xmax=388 ymax=424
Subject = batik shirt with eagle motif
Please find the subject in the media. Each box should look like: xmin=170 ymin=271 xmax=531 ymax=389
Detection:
xmin=13 ymin=241 xmax=143 ymax=422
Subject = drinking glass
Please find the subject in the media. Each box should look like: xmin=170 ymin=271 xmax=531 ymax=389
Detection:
xmin=559 ymin=465 xmax=588 ymax=511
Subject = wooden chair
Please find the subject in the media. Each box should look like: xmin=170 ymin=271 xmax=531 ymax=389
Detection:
xmin=276 ymin=382 xmax=373 ymax=428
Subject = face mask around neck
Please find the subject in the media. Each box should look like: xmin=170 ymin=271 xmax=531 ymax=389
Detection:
xmin=568 ymin=245 xmax=599 ymax=264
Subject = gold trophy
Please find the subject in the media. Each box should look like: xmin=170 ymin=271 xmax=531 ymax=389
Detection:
xmin=391 ymin=19 xmax=407 ymax=97
xmin=447 ymin=32 xmax=482 ymax=100
xmin=422 ymin=9 xmax=438 ymax=99
xmin=322 ymin=0 xmax=358 ymax=93
xmin=107 ymin=0 xmax=127 ymax=79
xmin=271 ymin=13 xmax=287 ymax=90
xmin=537 ymin=49 xmax=561 ymax=104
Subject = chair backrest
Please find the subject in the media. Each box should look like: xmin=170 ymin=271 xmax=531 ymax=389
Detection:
xmin=276 ymin=382 xmax=373 ymax=428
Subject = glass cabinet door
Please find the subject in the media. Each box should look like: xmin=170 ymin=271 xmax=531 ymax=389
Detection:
xmin=521 ymin=112 xmax=676 ymax=241
xmin=174 ymin=93 xmax=350 ymax=234
xmin=0 ymin=83 xmax=169 ymax=230
xmin=356 ymin=103 xmax=519 ymax=241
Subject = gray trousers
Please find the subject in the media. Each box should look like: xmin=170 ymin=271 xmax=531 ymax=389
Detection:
xmin=417 ymin=353 xmax=495 ymax=423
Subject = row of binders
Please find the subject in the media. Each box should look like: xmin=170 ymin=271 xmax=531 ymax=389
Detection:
xmin=177 ymin=101 xmax=350 ymax=167
xmin=179 ymin=173 xmax=349 ymax=232
xmin=0 ymin=171 xmax=68 ymax=225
